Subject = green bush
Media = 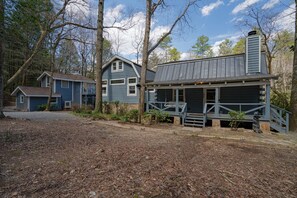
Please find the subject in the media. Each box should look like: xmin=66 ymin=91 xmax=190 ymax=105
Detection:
xmin=103 ymin=101 xmax=112 ymax=114
xmin=271 ymin=91 xmax=290 ymax=111
xmin=228 ymin=111 xmax=245 ymax=130
xmin=148 ymin=109 xmax=170 ymax=123
xmin=118 ymin=103 xmax=128 ymax=116
xmin=92 ymin=113 xmax=108 ymax=120
xmin=110 ymin=114 xmax=121 ymax=120
xmin=38 ymin=104 xmax=47 ymax=111
xmin=126 ymin=109 xmax=139 ymax=122
xmin=114 ymin=101 xmax=120 ymax=115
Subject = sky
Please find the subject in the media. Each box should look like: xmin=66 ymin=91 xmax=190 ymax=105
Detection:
xmin=72 ymin=0 xmax=295 ymax=61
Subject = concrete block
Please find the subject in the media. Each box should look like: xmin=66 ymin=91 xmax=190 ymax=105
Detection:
xmin=173 ymin=116 xmax=181 ymax=125
xmin=212 ymin=119 xmax=221 ymax=128
xmin=260 ymin=121 xmax=271 ymax=133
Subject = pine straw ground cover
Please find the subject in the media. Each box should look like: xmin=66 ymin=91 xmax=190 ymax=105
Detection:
xmin=0 ymin=118 xmax=297 ymax=197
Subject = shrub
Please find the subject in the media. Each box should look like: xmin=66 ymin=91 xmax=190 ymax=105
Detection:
xmin=38 ymin=104 xmax=47 ymax=111
xmin=114 ymin=101 xmax=120 ymax=115
xmin=271 ymin=91 xmax=290 ymax=111
xmin=126 ymin=109 xmax=139 ymax=122
xmin=148 ymin=109 xmax=170 ymax=123
xmin=92 ymin=113 xmax=108 ymax=120
xmin=228 ymin=111 xmax=245 ymax=130
xmin=110 ymin=114 xmax=121 ymax=120
xmin=71 ymin=105 xmax=81 ymax=113
xmin=118 ymin=103 xmax=128 ymax=116
xmin=103 ymin=101 xmax=112 ymax=114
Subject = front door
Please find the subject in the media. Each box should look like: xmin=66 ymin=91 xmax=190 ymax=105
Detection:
xmin=204 ymin=88 xmax=217 ymax=113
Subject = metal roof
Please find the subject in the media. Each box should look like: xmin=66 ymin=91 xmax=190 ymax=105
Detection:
xmin=151 ymin=53 xmax=274 ymax=85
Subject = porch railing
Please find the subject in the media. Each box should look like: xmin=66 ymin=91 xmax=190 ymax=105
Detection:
xmin=270 ymin=104 xmax=290 ymax=133
xmin=146 ymin=101 xmax=187 ymax=117
xmin=203 ymin=103 xmax=266 ymax=119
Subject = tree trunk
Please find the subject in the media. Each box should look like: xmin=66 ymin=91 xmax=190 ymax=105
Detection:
xmin=290 ymin=1 xmax=297 ymax=132
xmin=138 ymin=0 xmax=152 ymax=123
xmin=94 ymin=0 xmax=104 ymax=113
xmin=0 ymin=0 xmax=5 ymax=118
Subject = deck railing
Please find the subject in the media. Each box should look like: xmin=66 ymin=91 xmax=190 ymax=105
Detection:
xmin=203 ymin=103 xmax=266 ymax=118
xmin=146 ymin=101 xmax=187 ymax=116
xmin=270 ymin=104 xmax=291 ymax=133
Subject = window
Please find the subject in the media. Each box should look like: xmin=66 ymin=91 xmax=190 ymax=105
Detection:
xmin=112 ymin=62 xmax=117 ymax=71
xmin=111 ymin=61 xmax=124 ymax=72
xmin=206 ymin=89 xmax=216 ymax=103
xmin=102 ymin=80 xmax=108 ymax=96
xmin=20 ymin=95 xmax=24 ymax=103
xmin=110 ymin=78 xmax=125 ymax=85
xmin=61 ymin=80 xmax=69 ymax=88
xmin=45 ymin=76 xmax=50 ymax=87
xmin=127 ymin=77 xmax=137 ymax=96
xmin=172 ymin=89 xmax=185 ymax=102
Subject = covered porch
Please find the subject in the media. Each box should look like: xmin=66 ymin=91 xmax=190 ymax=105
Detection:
xmin=146 ymin=80 xmax=289 ymax=132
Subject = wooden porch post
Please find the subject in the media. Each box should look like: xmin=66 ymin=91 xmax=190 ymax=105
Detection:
xmin=214 ymin=88 xmax=220 ymax=117
xmin=265 ymin=84 xmax=271 ymax=120
xmin=175 ymin=89 xmax=179 ymax=114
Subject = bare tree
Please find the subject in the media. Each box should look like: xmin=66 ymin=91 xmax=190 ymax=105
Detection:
xmin=5 ymin=0 xmax=96 ymax=87
xmin=290 ymin=1 xmax=297 ymax=131
xmin=94 ymin=0 xmax=104 ymax=113
xmin=138 ymin=0 xmax=197 ymax=122
xmin=132 ymin=27 xmax=144 ymax=64
xmin=46 ymin=28 xmax=65 ymax=111
xmin=241 ymin=7 xmax=284 ymax=74
xmin=0 ymin=0 xmax=5 ymax=118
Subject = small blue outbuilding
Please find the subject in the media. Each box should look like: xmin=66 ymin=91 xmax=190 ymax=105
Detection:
xmin=11 ymin=86 xmax=62 ymax=111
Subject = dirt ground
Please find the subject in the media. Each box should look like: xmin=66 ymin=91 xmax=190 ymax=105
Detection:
xmin=0 ymin=117 xmax=297 ymax=198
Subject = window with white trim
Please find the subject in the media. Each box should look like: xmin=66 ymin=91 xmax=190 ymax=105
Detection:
xmin=102 ymin=80 xmax=108 ymax=96
xmin=45 ymin=76 xmax=50 ymax=87
xmin=110 ymin=78 xmax=125 ymax=85
xmin=20 ymin=94 xmax=24 ymax=103
xmin=61 ymin=80 xmax=69 ymax=88
xmin=127 ymin=77 xmax=137 ymax=96
xmin=111 ymin=61 xmax=124 ymax=72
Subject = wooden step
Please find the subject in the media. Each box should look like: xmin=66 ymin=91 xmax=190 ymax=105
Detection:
xmin=184 ymin=123 xmax=204 ymax=127
xmin=184 ymin=120 xmax=204 ymax=124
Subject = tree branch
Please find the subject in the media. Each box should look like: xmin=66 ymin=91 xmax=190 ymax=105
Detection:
xmin=148 ymin=0 xmax=197 ymax=55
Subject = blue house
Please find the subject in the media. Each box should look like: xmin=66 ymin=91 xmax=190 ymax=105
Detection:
xmin=102 ymin=55 xmax=155 ymax=107
xmin=146 ymin=31 xmax=290 ymax=133
xmin=11 ymin=86 xmax=62 ymax=111
xmin=11 ymin=72 xmax=95 ymax=111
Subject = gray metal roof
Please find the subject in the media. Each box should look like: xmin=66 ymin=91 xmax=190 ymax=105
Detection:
xmin=151 ymin=53 xmax=274 ymax=85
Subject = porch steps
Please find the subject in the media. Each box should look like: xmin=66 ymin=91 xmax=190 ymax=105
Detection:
xmin=184 ymin=113 xmax=205 ymax=128
xmin=270 ymin=122 xmax=287 ymax=133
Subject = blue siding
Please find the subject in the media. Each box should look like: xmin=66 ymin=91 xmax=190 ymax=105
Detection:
xmin=30 ymin=97 xmax=62 ymax=111
xmin=102 ymin=62 xmax=139 ymax=103
xmin=55 ymin=80 xmax=73 ymax=107
xmin=16 ymin=92 xmax=28 ymax=111
xmin=135 ymin=65 xmax=155 ymax=82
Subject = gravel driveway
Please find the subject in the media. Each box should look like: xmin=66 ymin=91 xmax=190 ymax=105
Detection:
xmin=4 ymin=111 xmax=77 ymax=121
